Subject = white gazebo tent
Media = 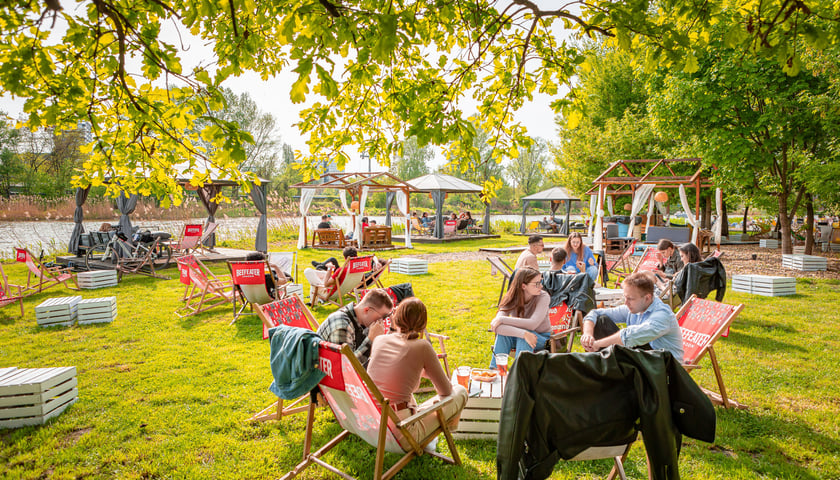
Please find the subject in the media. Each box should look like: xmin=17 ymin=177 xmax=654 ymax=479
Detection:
xmin=519 ymin=186 xmax=580 ymax=235
xmin=407 ymin=173 xmax=487 ymax=238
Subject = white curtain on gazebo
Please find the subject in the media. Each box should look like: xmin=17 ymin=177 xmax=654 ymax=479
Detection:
xmin=594 ymin=187 xmax=605 ymax=251
xmin=606 ymin=196 xmax=614 ymax=217
xmin=298 ymin=188 xmax=317 ymax=249
xmin=355 ymin=186 xmax=370 ymax=240
xmin=396 ymin=191 xmax=412 ymax=248
xmin=678 ymin=185 xmax=700 ymax=244
xmin=631 ymin=184 xmax=656 ymax=239
xmin=588 ymin=194 xmax=597 ymax=239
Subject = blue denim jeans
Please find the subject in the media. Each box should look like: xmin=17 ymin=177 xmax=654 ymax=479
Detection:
xmin=490 ymin=331 xmax=552 ymax=368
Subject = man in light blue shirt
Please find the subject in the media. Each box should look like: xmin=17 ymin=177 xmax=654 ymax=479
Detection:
xmin=580 ymin=273 xmax=684 ymax=363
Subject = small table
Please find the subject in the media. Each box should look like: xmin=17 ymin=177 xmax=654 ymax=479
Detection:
xmin=594 ymin=286 xmax=624 ymax=307
xmin=450 ymin=370 xmax=505 ymax=440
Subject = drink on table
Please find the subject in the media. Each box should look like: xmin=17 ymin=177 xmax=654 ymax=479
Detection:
xmin=455 ymin=366 xmax=471 ymax=389
xmin=495 ymin=353 xmax=508 ymax=377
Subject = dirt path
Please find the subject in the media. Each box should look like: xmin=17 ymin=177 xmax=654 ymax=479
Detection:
xmin=405 ymin=244 xmax=840 ymax=280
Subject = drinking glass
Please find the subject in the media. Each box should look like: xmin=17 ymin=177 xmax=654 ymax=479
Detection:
xmin=456 ymin=366 xmax=471 ymax=388
xmin=495 ymin=353 xmax=509 ymax=377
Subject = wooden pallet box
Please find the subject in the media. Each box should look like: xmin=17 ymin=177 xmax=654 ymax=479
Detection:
xmin=0 ymin=367 xmax=78 ymax=429
xmin=732 ymin=275 xmax=796 ymax=296
xmin=76 ymin=297 xmax=117 ymax=325
xmin=76 ymin=270 xmax=119 ymax=289
xmin=450 ymin=373 xmax=503 ymax=440
xmin=782 ymin=254 xmax=827 ymax=272
xmin=35 ymin=296 xmax=82 ymax=327
xmin=759 ymin=239 xmax=779 ymax=248
xmin=390 ymin=258 xmax=429 ymax=275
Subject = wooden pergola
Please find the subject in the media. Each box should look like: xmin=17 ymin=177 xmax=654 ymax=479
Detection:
xmin=292 ymin=172 xmax=419 ymax=247
xmin=585 ymin=158 xmax=714 ymax=226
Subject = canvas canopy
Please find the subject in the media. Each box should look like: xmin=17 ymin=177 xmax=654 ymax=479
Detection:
xmin=519 ymin=186 xmax=580 ymax=235
xmin=407 ymin=173 xmax=489 ymax=238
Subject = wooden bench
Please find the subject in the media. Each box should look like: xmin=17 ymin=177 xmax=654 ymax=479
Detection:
xmin=312 ymin=228 xmax=345 ymax=248
xmin=361 ymin=226 xmax=391 ymax=248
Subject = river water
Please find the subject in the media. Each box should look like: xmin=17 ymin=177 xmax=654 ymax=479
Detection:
xmin=0 ymin=214 xmax=581 ymax=258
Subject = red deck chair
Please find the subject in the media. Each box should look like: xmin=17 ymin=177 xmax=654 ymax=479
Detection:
xmin=547 ymin=302 xmax=582 ymax=353
xmin=228 ymin=260 xmax=286 ymax=325
xmin=175 ymin=255 xmax=238 ymax=318
xmin=631 ymin=246 xmax=676 ymax=308
xmin=0 ymin=263 xmax=25 ymax=316
xmin=313 ymin=255 xmax=374 ymax=307
xmin=600 ymin=240 xmax=636 ymax=287
xmin=169 ymin=224 xmax=203 ymax=256
xmin=249 ymin=296 xmax=320 ymax=423
xmin=676 ymin=295 xmax=746 ymax=409
xmin=14 ymin=248 xmax=77 ymax=295
xmin=280 ymin=341 xmax=461 ymax=480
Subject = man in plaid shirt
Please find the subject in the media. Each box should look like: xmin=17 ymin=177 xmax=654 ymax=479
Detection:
xmin=316 ymin=289 xmax=394 ymax=367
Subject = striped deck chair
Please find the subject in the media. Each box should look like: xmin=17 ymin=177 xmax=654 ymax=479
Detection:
xmin=249 ymin=296 xmax=320 ymax=423
xmin=487 ymin=256 xmax=513 ymax=307
xmin=280 ymin=341 xmax=461 ymax=480
xmin=175 ymin=255 xmax=238 ymax=318
xmin=677 ymin=295 xmax=746 ymax=409
xmin=169 ymin=223 xmax=203 ymax=256
xmin=14 ymin=248 xmax=77 ymax=295
xmin=228 ymin=260 xmax=287 ymax=325
xmin=312 ymin=255 xmax=374 ymax=307
xmin=547 ymin=302 xmax=582 ymax=353
xmin=0 ymin=263 xmax=25 ymax=316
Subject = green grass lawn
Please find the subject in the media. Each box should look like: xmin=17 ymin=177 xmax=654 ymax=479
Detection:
xmin=2 ymin=235 xmax=839 ymax=479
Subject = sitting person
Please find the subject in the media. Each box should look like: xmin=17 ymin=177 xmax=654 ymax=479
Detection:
xmin=316 ymin=215 xmax=332 ymax=229
xmin=580 ymin=273 xmax=684 ymax=362
xmin=562 ymin=232 xmax=598 ymax=282
xmin=420 ymin=212 xmax=432 ymax=228
xmin=317 ymin=288 xmax=393 ymax=367
xmin=655 ymin=239 xmax=684 ymax=278
xmin=245 ymin=251 xmax=288 ymax=298
xmin=543 ymin=216 xmax=558 ymax=233
xmin=672 ymin=242 xmax=725 ymax=306
xmin=514 ymin=234 xmax=543 ymax=271
xmin=368 ymin=298 xmax=468 ymax=441
xmin=546 ymin=247 xmax=568 ymax=274
xmin=304 ymin=246 xmax=358 ymax=304
xmin=456 ymin=211 xmax=474 ymax=231
xmin=489 ymin=267 xmax=551 ymax=367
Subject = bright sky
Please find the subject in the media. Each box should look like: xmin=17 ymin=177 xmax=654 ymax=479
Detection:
xmin=0 ymin=11 xmax=566 ymax=173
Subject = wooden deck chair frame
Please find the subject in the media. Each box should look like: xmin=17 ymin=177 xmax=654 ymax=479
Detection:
xmin=113 ymin=237 xmax=168 ymax=280
xmin=487 ymin=257 xmax=513 ymax=307
xmin=169 ymin=223 xmax=203 ymax=256
xmin=313 ymin=256 xmax=375 ymax=307
xmin=249 ymin=296 xmax=320 ymax=423
xmin=195 ymin=221 xmax=219 ymax=254
xmin=601 ymin=240 xmax=636 ymax=287
xmin=280 ymin=341 xmax=461 ymax=480
xmin=228 ymin=260 xmax=286 ymax=325
xmin=547 ymin=302 xmax=582 ymax=353
xmin=14 ymin=248 xmax=78 ymax=295
xmin=567 ymin=440 xmax=637 ymax=480
xmin=0 ymin=263 xmax=25 ymax=316
xmin=629 ymin=246 xmax=676 ymax=308
xmin=175 ymin=255 xmax=239 ymax=318
xmin=443 ymin=219 xmax=457 ymax=237
xmin=410 ymin=217 xmax=431 ymax=235
xmin=676 ymin=294 xmax=747 ymax=409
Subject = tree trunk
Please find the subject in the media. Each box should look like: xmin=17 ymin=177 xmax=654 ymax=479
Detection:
xmin=742 ymin=206 xmax=749 ymax=235
xmin=722 ymin=199 xmax=730 ymax=237
xmin=805 ymin=194 xmax=814 ymax=255
xmin=702 ymin=194 xmax=712 ymax=229
xmin=779 ymin=196 xmax=792 ymax=254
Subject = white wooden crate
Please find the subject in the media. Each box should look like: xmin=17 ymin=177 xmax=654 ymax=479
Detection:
xmin=35 ymin=296 xmax=82 ymax=327
xmin=76 ymin=269 xmax=118 ymax=289
xmin=0 ymin=367 xmax=78 ymax=429
xmin=792 ymin=246 xmax=806 ymax=255
xmin=732 ymin=275 xmax=796 ymax=296
xmin=284 ymin=284 xmax=304 ymax=298
xmin=760 ymin=239 xmax=779 ymax=248
xmin=595 ymin=287 xmax=624 ymax=307
xmin=537 ymin=260 xmax=550 ymax=273
xmin=450 ymin=372 xmax=503 ymax=440
xmin=390 ymin=258 xmax=429 ymax=275
xmin=782 ymin=254 xmax=827 ymax=271
xmin=77 ymin=297 xmax=117 ymax=325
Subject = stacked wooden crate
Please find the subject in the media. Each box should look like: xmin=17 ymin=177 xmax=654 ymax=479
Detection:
xmin=0 ymin=367 xmax=78 ymax=429
xmin=76 ymin=269 xmax=118 ymax=289
xmin=77 ymin=297 xmax=117 ymax=325
xmin=759 ymin=239 xmax=779 ymax=248
xmin=35 ymin=296 xmax=82 ymax=327
xmin=390 ymin=258 xmax=429 ymax=275
xmin=732 ymin=275 xmax=796 ymax=297
xmin=782 ymin=254 xmax=828 ymax=271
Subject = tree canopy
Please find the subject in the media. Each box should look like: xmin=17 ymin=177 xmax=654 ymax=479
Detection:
xmin=1 ymin=0 xmax=838 ymax=202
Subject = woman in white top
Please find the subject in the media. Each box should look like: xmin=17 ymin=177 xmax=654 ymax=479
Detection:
xmin=490 ymin=267 xmax=551 ymax=368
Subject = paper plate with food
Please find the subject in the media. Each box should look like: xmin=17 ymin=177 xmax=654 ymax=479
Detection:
xmin=470 ymin=369 xmax=499 ymax=383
